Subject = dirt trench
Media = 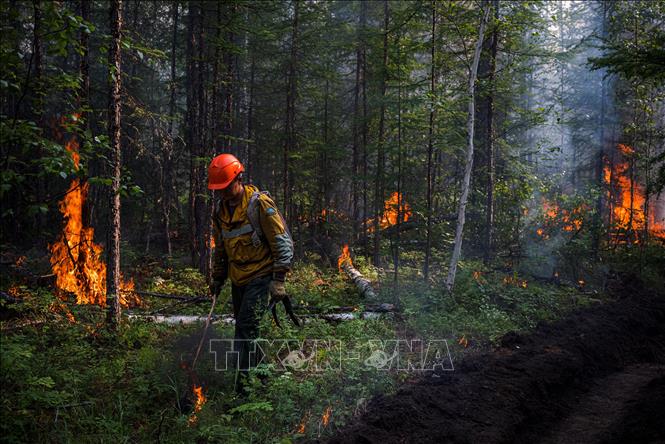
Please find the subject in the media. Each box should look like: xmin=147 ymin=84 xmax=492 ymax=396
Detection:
xmin=327 ymin=277 xmax=665 ymax=444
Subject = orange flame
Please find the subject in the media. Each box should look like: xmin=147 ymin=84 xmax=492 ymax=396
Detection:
xmin=49 ymin=134 xmax=139 ymax=308
xmin=503 ymin=275 xmax=528 ymax=288
xmin=338 ymin=244 xmax=352 ymax=272
xmin=320 ymin=208 xmax=334 ymax=220
xmin=458 ymin=335 xmax=469 ymax=348
xmin=321 ymin=406 xmax=332 ymax=427
xmin=319 ymin=208 xmax=346 ymax=222
xmin=187 ymin=385 xmax=207 ymax=426
xmin=472 ymin=271 xmax=482 ymax=281
xmin=538 ymin=199 xmax=585 ymax=238
xmin=296 ymin=412 xmax=309 ymax=434
xmin=367 ymin=192 xmax=412 ymax=232
xmin=603 ymin=144 xmax=665 ymax=242
xmin=49 ymin=300 xmax=77 ymax=324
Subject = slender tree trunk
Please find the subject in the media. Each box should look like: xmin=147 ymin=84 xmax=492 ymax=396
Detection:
xmin=32 ymin=0 xmax=41 ymax=118
xmin=163 ymin=1 xmax=179 ymax=257
xmin=79 ymin=0 xmax=92 ymax=228
xmin=642 ymin=118 xmax=652 ymax=247
xmin=526 ymin=70 xmax=534 ymax=164
xmin=592 ymin=1 xmax=608 ymax=257
xmin=372 ymin=0 xmax=389 ymax=267
xmin=352 ymin=4 xmax=362 ymax=240
xmin=205 ymin=2 xmax=220 ymax=277
xmin=107 ymin=0 xmax=123 ymax=325
xmin=32 ymin=0 xmax=46 ymax=232
xmin=445 ymin=3 xmax=491 ymax=293
xmin=483 ymin=0 xmax=499 ymax=265
xmin=195 ymin=1 xmax=208 ymax=274
xmin=78 ymin=0 xmax=90 ymax=114
xmin=223 ymin=3 xmax=236 ymax=151
xmin=628 ymin=153 xmax=635 ymax=241
xmin=283 ymin=0 xmax=299 ymax=223
xmin=241 ymin=7 xmax=250 ymax=169
xmin=321 ymin=77 xmax=329 ymax=235
xmin=186 ymin=1 xmax=198 ymax=267
xmin=211 ymin=2 xmax=221 ymax=149
xmin=557 ymin=0 xmax=565 ymax=174
xmin=424 ymin=0 xmax=436 ymax=280
xmin=360 ymin=0 xmax=369 ymax=255
xmin=394 ymin=30 xmax=403 ymax=293
xmin=246 ymin=53 xmax=255 ymax=181
xmin=627 ymin=15 xmax=638 ymax=244
xmin=185 ymin=0 xmax=208 ymax=273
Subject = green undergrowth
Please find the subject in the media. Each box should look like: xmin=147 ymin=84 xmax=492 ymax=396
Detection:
xmin=399 ymin=260 xmax=597 ymax=349
xmin=1 ymin=254 xmax=612 ymax=443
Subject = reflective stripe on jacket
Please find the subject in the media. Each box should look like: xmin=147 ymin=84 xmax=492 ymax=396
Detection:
xmin=211 ymin=184 xmax=293 ymax=286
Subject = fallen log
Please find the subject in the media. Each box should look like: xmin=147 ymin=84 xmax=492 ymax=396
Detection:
xmin=293 ymin=303 xmax=395 ymax=313
xmin=127 ymin=313 xmax=235 ymax=325
xmin=339 ymin=259 xmax=377 ymax=299
xmin=127 ymin=310 xmax=393 ymax=325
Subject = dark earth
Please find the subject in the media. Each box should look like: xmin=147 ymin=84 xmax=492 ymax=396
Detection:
xmin=326 ymin=274 xmax=665 ymax=444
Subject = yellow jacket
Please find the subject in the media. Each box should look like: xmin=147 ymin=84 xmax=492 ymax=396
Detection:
xmin=211 ymin=184 xmax=293 ymax=286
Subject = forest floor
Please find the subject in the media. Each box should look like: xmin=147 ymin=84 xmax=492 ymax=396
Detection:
xmin=327 ymin=273 xmax=665 ymax=444
xmin=2 ymin=247 xmax=663 ymax=443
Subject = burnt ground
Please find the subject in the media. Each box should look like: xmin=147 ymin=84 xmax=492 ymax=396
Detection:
xmin=327 ymin=276 xmax=665 ymax=444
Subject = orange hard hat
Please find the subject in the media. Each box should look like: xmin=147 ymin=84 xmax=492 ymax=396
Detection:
xmin=208 ymin=153 xmax=245 ymax=190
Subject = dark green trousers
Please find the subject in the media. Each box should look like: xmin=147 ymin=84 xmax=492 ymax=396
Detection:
xmin=231 ymin=274 xmax=270 ymax=384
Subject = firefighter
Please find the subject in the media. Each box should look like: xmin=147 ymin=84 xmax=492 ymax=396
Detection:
xmin=207 ymin=153 xmax=293 ymax=392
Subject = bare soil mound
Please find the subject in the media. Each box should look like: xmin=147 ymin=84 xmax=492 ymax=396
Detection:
xmin=328 ymin=278 xmax=665 ymax=444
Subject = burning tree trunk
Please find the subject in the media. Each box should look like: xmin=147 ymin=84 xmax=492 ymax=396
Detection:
xmin=107 ymin=0 xmax=123 ymax=325
xmin=445 ymin=3 xmax=491 ymax=293
xmin=338 ymin=245 xmax=376 ymax=299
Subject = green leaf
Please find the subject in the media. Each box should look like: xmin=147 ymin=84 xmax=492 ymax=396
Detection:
xmin=228 ymin=401 xmax=273 ymax=415
xmin=29 ymin=376 xmax=55 ymax=389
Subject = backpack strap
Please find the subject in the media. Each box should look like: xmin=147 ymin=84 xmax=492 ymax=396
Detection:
xmin=246 ymin=191 xmax=292 ymax=247
xmin=247 ymin=191 xmax=266 ymax=247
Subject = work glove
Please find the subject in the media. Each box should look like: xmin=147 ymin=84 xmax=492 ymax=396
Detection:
xmin=209 ymin=279 xmax=225 ymax=298
xmin=269 ymin=271 xmax=287 ymax=301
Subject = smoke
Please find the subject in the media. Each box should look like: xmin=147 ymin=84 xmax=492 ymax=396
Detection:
xmin=518 ymin=2 xmax=620 ymax=278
